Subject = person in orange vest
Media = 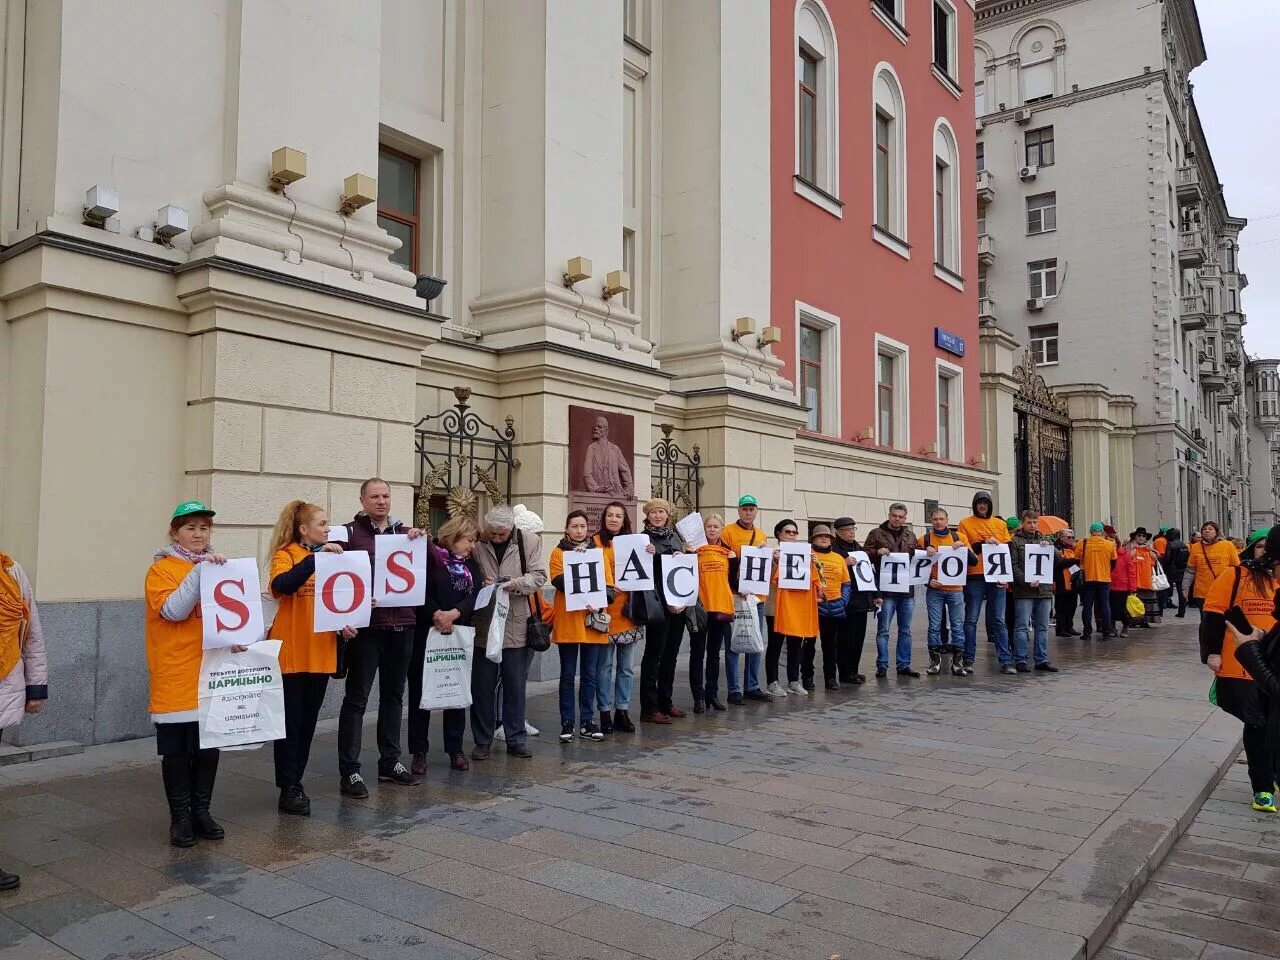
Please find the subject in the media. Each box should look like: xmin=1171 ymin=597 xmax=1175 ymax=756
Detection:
xmin=1202 ymin=527 xmax=1278 ymax=813
xmin=1053 ymin=529 xmax=1081 ymax=638
xmin=1129 ymin=527 xmax=1159 ymax=627
xmin=919 ymin=507 xmax=971 ymax=677
xmin=266 ymin=501 xmax=352 ymax=817
xmin=1079 ymin=522 xmax=1117 ymax=639
xmin=550 ymin=511 xmax=609 ymax=742
xmin=767 ymin=519 xmax=821 ymax=695
xmin=811 ymin=524 xmax=852 ymax=689
xmin=144 ymin=501 xmax=233 ymax=848
xmin=690 ymin=515 xmax=735 ymax=711
xmin=1184 ymin=521 xmax=1241 ymax=612
xmin=957 ymin=491 xmax=1012 ymax=671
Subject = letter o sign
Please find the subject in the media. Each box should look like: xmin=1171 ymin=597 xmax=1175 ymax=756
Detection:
xmin=323 ymin=571 xmax=366 ymax=614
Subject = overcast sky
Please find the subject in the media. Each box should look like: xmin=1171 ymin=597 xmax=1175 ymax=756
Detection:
xmin=1193 ymin=0 xmax=1279 ymax=359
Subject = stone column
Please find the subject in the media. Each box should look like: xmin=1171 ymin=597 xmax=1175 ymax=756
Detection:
xmin=1056 ymin=384 xmax=1116 ymax=531
xmin=1108 ymin=396 xmax=1137 ymax=534
xmin=978 ymin=323 xmax=1021 ymax=510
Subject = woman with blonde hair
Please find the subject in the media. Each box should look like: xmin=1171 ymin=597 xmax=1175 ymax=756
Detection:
xmin=640 ymin=498 xmax=687 ymax=723
xmin=410 ymin=515 xmax=484 ymax=773
xmin=267 ymin=500 xmax=351 ymax=816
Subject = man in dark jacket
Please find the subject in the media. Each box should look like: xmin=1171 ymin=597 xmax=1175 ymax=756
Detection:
xmin=336 ymin=478 xmax=426 ymax=798
xmin=1009 ymin=510 xmax=1061 ymax=674
xmin=832 ymin=518 xmax=876 ymax=683
xmin=863 ymin=503 xmax=919 ymax=678
xmin=1164 ymin=527 xmax=1190 ymax=617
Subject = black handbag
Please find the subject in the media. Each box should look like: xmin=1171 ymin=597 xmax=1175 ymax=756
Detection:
xmin=625 ymin=589 xmax=666 ymax=627
xmin=517 ymin=531 xmax=553 ymax=652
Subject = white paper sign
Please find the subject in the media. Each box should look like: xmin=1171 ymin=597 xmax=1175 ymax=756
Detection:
xmin=777 ymin=543 xmax=812 ymax=590
xmin=419 ymin=625 xmax=475 ymax=710
xmin=612 ymin=534 xmax=654 ymax=592
xmin=934 ymin=545 xmax=970 ymax=587
xmin=737 ymin=545 xmax=774 ymax=596
xmin=909 ymin=550 xmax=935 ymax=587
xmin=200 ymin=558 xmax=267 ymax=650
xmin=564 ymin=548 xmax=608 ymax=612
xmin=314 ymin=551 xmax=373 ymax=631
xmin=675 ymin=513 xmax=708 ymax=550
xmin=198 ymin=639 xmax=285 ymax=749
xmin=1024 ymin=543 xmax=1056 ymax=585
xmin=473 ymin=582 xmax=497 ymax=611
xmin=848 ymin=551 xmax=877 ymax=592
xmin=660 ymin=553 xmax=700 ymax=607
xmin=373 ymin=535 xmax=427 ymax=608
xmin=327 ymin=526 xmax=348 ymax=543
xmin=879 ymin=552 xmax=911 ymax=593
xmin=982 ymin=543 xmax=1014 ymax=584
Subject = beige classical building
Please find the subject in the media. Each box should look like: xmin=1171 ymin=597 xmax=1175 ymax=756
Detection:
xmin=0 ymin=0 xmax=1004 ymax=746
xmin=1247 ymin=358 xmax=1280 ymax=529
xmin=975 ymin=0 xmax=1257 ymax=536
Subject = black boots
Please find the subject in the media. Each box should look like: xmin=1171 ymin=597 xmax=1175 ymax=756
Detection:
xmin=0 ymin=868 xmax=19 ymax=891
xmin=613 ymin=709 xmax=635 ymax=733
xmin=163 ymin=750 xmax=224 ymax=847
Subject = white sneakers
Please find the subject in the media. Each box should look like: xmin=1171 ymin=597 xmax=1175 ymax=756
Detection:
xmin=494 ymin=720 xmax=540 ymax=742
xmin=787 ymin=680 xmax=808 ymax=696
xmin=766 ymin=681 xmax=789 ymax=698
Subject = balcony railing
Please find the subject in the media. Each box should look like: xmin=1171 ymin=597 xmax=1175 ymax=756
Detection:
xmin=976 ymin=170 xmax=995 ymax=205
xmin=1180 ymin=294 xmax=1207 ymax=330
xmin=978 ymin=297 xmax=996 ymax=321
xmin=1176 ymin=165 xmax=1203 ymax=204
xmin=1179 ymin=229 xmax=1206 ymax=267
xmin=977 ymin=233 xmax=995 ymax=266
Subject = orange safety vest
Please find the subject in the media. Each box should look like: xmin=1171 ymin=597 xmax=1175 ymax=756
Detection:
xmin=1203 ymin=566 xmax=1278 ymax=680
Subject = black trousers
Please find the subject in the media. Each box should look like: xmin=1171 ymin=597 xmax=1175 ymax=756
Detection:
xmin=766 ymin=629 xmax=802 ymax=684
xmin=1243 ymin=724 xmax=1280 ymax=794
xmin=471 ymin=645 xmax=533 ymax=750
xmin=1175 ymin=579 xmax=1189 ymax=616
xmin=337 ymin=627 xmax=412 ymax=776
xmin=688 ymin=618 xmax=730 ymax=701
xmin=274 ymin=673 xmax=329 ymax=789
xmin=818 ymin=616 xmax=842 ymax=681
xmin=640 ymin=610 xmax=686 ymax=715
xmin=1054 ymin=591 xmax=1078 ymax=635
xmin=837 ymin=610 xmax=868 ymax=680
xmin=407 ymin=630 xmax=466 ymax=755
xmin=1110 ymin=591 xmax=1132 ymax=630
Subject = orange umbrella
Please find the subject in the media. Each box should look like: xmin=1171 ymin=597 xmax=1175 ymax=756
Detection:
xmin=1037 ymin=515 xmax=1069 ymax=536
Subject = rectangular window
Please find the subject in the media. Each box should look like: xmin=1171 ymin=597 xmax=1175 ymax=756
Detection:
xmin=1025 ymin=126 xmax=1055 ymax=168
xmin=622 ymin=228 xmax=636 ymax=313
xmin=933 ymin=2 xmax=954 ymax=78
xmin=800 ymin=324 xmax=823 ymax=433
xmin=1026 ymin=192 xmax=1057 ymax=235
xmin=872 ymin=0 xmax=899 ymax=21
xmin=978 ymin=268 xmax=988 ymax=300
xmin=1029 ymin=323 xmax=1059 ymax=366
xmin=1028 ymin=258 xmax=1058 ymax=299
xmin=878 ymin=352 xmax=895 ymax=445
xmin=935 ymin=160 xmax=947 ymax=265
xmin=936 ymin=372 xmax=953 ymax=460
xmin=799 ymin=49 xmax=818 ymax=184
xmin=378 ymin=145 xmax=420 ymax=271
xmin=875 ymin=112 xmax=891 ymax=229
xmin=976 ymin=142 xmax=985 ymax=173
xmin=977 ymin=202 xmax=987 ymax=236
xmin=1022 ymin=60 xmax=1054 ymax=102
xmin=975 ymin=80 xmax=986 ymax=117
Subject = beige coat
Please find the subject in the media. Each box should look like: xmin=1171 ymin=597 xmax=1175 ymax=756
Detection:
xmin=473 ymin=530 xmax=547 ymax=649
xmin=0 ymin=559 xmax=48 ymax=730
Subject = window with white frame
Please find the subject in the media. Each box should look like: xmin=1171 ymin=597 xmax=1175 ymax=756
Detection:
xmin=875 ymin=336 xmax=909 ymax=450
xmin=1026 ymin=192 xmax=1057 ymax=235
xmin=936 ymin=363 xmax=963 ymax=460
xmin=1021 ymin=58 xmax=1054 ymax=102
xmin=933 ymin=1 xmax=957 ymax=82
xmin=978 ymin=268 xmax=988 ymax=300
xmin=1029 ymin=323 xmax=1059 ymax=366
xmin=933 ymin=121 xmax=960 ymax=273
xmin=796 ymin=303 xmax=840 ymax=436
xmin=975 ymin=79 xmax=986 ymax=117
xmin=873 ymin=67 xmax=907 ymax=244
xmin=1017 ymin=24 xmax=1058 ymax=104
xmin=1028 ymin=258 xmax=1058 ymax=299
xmin=872 ymin=0 xmax=904 ymax=28
xmin=976 ymin=142 xmax=985 ymax=172
xmin=977 ymin=202 xmax=987 ymax=236
xmin=796 ymin=2 xmax=839 ymax=202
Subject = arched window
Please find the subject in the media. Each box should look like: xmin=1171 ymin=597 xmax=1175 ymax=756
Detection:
xmin=1013 ymin=22 xmax=1062 ymax=104
xmin=795 ymin=0 xmax=839 ymax=205
xmin=974 ymin=42 xmax=995 ymax=117
xmin=933 ymin=120 xmax=961 ymax=275
xmin=873 ymin=64 xmax=907 ymax=251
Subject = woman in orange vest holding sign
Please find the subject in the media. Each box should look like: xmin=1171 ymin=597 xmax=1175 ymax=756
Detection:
xmin=144 ymin=500 xmax=232 ymax=848
xmin=1202 ymin=528 xmax=1278 ymax=813
xmin=768 ymin=519 xmax=822 ymax=695
xmin=1183 ymin=521 xmax=1240 ymax=610
xmin=690 ymin=515 xmax=735 ymax=712
xmin=267 ymin=501 xmax=352 ymax=817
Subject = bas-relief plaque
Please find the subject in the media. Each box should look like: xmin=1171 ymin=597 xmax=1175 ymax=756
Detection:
xmin=568 ymin=406 xmax=638 ymax=533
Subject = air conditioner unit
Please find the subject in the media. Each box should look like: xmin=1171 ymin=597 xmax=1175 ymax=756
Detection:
xmin=1015 ymin=108 xmax=1033 ymax=124
xmin=1027 ymin=297 xmax=1046 ymax=311
xmin=1020 ymin=164 xmax=1038 ymax=181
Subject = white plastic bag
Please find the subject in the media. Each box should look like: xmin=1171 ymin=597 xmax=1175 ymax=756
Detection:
xmin=419 ymin=625 xmax=475 ymax=710
xmin=198 ymin=640 xmax=286 ymax=749
xmin=486 ymin=589 xmax=510 ymax=663
xmin=730 ymin=596 xmax=765 ymax=654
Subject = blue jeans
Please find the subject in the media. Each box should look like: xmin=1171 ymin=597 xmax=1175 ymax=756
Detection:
xmin=1014 ymin=597 xmax=1052 ymax=666
xmin=926 ymin=589 xmax=965 ymax=650
xmin=725 ymin=605 xmax=765 ymax=694
xmin=558 ymin=643 xmax=602 ymax=727
xmin=875 ymin=594 xmax=914 ymax=671
xmin=595 ymin=640 xmax=636 ymax=712
xmin=964 ymin=577 xmax=1011 ymax=664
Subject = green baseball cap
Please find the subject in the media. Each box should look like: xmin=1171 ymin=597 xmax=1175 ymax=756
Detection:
xmin=1247 ymin=528 xmax=1269 ymax=549
xmin=738 ymin=495 xmax=758 ymax=507
xmin=1090 ymin=521 xmax=1104 ymax=533
xmin=171 ymin=500 xmax=216 ymax=520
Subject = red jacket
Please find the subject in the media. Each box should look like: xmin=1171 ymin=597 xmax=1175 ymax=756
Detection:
xmin=1110 ymin=547 xmax=1137 ymax=592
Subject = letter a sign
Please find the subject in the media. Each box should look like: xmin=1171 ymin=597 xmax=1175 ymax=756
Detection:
xmin=315 ymin=551 xmax=373 ymax=631
xmin=564 ymin=548 xmax=608 ymax=612
xmin=374 ymin=535 xmax=427 ymax=607
xmin=200 ymin=557 xmax=266 ymax=649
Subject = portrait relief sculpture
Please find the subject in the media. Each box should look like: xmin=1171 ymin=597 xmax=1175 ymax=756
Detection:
xmin=583 ymin=416 xmax=634 ymax=499
xmin=568 ymin=407 xmax=638 ymax=533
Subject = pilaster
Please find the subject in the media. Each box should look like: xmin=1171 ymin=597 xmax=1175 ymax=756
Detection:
xmin=1056 ymin=383 xmax=1117 ymax=531
xmin=1108 ymin=396 xmax=1138 ymax=534
xmin=978 ymin=323 xmax=1021 ymax=511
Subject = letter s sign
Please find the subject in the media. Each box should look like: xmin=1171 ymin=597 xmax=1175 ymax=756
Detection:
xmin=213 ymin=579 xmax=250 ymax=633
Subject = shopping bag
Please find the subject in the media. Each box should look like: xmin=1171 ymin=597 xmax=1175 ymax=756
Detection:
xmin=486 ymin=589 xmax=510 ymax=664
xmin=419 ymin=625 xmax=475 ymax=710
xmin=730 ymin=596 xmax=766 ymax=654
xmin=1126 ymin=594 xmax=1145 ymax=618
xmin=1151 ymin=562 xmax=1170 ymax=592
xmin=198 ymin=640 xmax=286 ymax=750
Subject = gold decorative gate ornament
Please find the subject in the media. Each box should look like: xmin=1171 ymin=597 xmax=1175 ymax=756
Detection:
xmin=413 ymin=386 xmax=518 ymax=528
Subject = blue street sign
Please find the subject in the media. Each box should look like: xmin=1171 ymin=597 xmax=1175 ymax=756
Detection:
xmin=935 ymin=327 xmax=966 ymax=357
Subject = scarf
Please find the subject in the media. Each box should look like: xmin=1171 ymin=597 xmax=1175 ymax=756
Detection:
xmin=168 ymin=543 xmax=215 ymax=564
xmin=0 ymin=553 xmax=30 ymax=679
xmin=442 ymin=549 xmax=472 ymax=594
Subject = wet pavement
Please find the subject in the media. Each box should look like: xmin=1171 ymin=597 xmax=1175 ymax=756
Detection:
xmin=0 ymin=617 xmax=1245 ymax=960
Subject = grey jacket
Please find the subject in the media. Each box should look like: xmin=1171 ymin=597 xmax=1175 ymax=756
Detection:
xmin=0 ymin=558 xmax=48 ymax=729
xmin=472 ymin=530 xmax=547 ymax=649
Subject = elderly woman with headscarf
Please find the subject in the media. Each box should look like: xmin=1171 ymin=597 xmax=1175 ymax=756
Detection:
xmin=0 ymin=548 xmax=47 ymax=891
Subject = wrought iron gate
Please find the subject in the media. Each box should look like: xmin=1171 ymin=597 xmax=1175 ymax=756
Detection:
xmin=651 ymin=424 xmax=702 ymax=518
xmin=1013 ymin=349 xmax=1073 ymax=518
xmin=413 ymin=386 xmax=517 ymax=529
